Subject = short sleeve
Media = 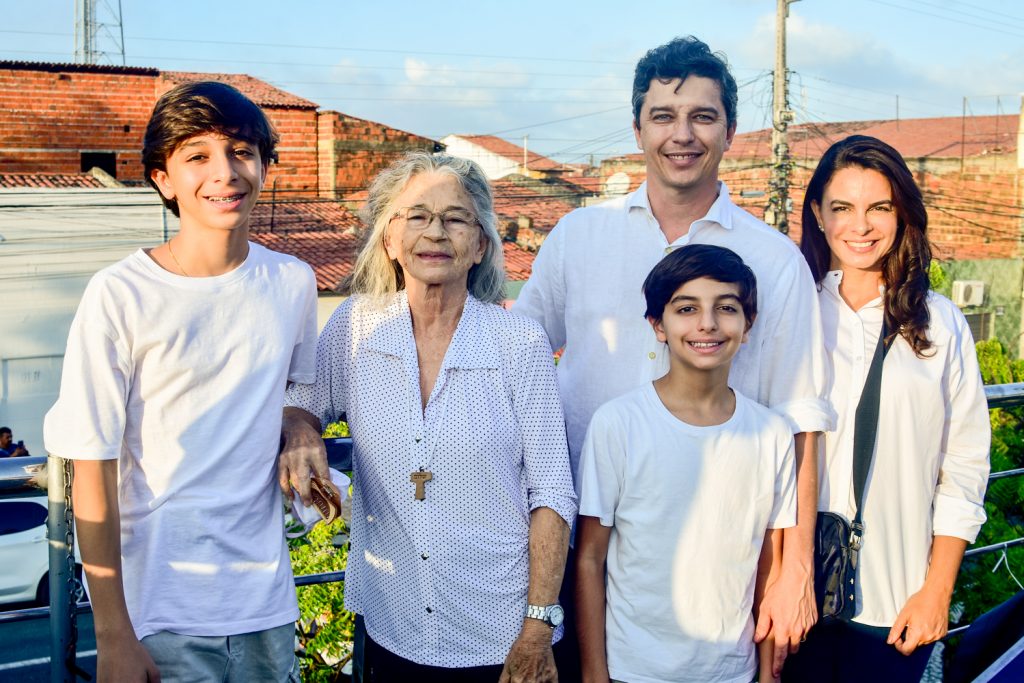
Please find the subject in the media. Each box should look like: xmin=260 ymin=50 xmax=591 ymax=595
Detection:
xmin=288 ymin=265 xmax=319 ymax=384
xmin=43 ymin=274 xmax=132 ymax=461
xmin=285 ymin=298 xmax=350 ymax=428
xmin=577 ymin=403 xmax=627 ymax=527
xmin=767 ymin=421 xmax=797 ymax=529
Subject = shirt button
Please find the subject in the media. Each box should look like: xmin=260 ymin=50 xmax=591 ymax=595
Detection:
xmin=426 ymin=606 xmax=433 ymax=613
xmin=421 ymin=552 xmax=428 ymax=560
xmin=664 ymin=247 xmax=672 ymax=255
xmin=648 ymin=351 xmax=656 ymax=360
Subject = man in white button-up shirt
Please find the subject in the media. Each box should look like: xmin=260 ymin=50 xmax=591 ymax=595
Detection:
xmin=514 ymin=36 xmax=832 ymax=671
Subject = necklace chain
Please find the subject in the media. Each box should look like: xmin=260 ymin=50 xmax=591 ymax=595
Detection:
xmin=167 ymin=238 xmax=190 ymax=277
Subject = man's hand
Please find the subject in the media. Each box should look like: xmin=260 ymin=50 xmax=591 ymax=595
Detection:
xmin=754 ymin=563 xmax=817 ymax=660
xmin=887 ymin=586 xmax=949 ymax=656
xmin=279 ymin=407 xmax=328 ymax=506
xmin=499 ymin=621 xmax=558 ymax=683
xmin=96 ymin=631 xmax=160 ymax=683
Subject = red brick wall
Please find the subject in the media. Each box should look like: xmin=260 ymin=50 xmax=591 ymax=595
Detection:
xmin=318 ymin=111 xmax=438 ymax=198
xmin=0 ymin=68 xmax=157 ymax=180
xmin=0 ymin=67 xmax=320 ymax=193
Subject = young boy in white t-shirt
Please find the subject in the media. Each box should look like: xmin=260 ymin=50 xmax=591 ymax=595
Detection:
xmin=43 ymin=82 xmax=319 ymax=683
xmin=576 ymin=244 xmax=797 ymax=683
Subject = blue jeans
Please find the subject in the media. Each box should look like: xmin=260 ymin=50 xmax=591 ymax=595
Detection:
xmin=141 ymin=622 xmax=300 ymax=683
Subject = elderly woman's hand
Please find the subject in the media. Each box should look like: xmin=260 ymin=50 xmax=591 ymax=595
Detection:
xmin=500 ymin=620 xmax=558 ymax=683
xmin=279 ymin=407 xmax=329 ymax=506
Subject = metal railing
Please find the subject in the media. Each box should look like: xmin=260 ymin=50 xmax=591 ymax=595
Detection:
xmin=2 ymin=387 xmax=1024 ymax=680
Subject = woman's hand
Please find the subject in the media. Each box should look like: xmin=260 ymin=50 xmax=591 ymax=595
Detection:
xmin=500 ymin=621 xmax=558 ymax=683
xmin=887 ymin=585 xmax=950 ymax=655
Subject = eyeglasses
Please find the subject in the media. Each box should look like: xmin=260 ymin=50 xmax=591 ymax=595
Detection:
xmin=390 ymin=207 xmax=480 ymax=233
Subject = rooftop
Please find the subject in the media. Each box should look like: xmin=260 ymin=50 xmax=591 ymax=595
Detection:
xmin=0 ymin=172 xmax=108 ymax=189
xmin=449 ymin=134 xmax=567 ymax=172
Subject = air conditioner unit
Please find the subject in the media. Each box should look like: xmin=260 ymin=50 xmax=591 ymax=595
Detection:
xmin=952 ymin=280 xmax=985 ymax=308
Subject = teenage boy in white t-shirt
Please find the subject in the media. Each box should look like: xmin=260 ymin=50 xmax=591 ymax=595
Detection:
xmin=576 ymin=244 xmax=797 ymax=683
xmin=43 ymin=81 xmax=319 ymax=683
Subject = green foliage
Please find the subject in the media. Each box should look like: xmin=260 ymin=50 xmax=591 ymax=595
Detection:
xmin=288 ymin=420 xmax=355 ymax=681
xmin=929 ymin=260 xmax=950 ymax=295
xmin=290 ymin=518 xmax=354 ymax=681
xmin=322 ymin=421 xmax=350 ymax=438
xmin=950 ymin=340 xmax=1024 ymax=638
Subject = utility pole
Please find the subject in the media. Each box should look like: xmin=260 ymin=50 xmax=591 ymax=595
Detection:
xmin=766 ymin=0 xmax=799 ymax=234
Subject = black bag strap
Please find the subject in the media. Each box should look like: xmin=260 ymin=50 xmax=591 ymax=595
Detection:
xmin=849 ymin=318 xmax=891 ymax=549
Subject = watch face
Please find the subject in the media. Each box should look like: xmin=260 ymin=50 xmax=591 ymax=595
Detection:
xmin=548 ymin=604 xmax=565 ymax=627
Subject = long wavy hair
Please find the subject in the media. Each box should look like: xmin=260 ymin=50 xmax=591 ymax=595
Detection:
xmin=348 ymin=152 xmax=506 ymax=305
xmin=800 ymin=135 xmax=933 ymax=356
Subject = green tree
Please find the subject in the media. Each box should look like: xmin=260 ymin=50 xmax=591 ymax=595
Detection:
xmin=952 ymin=340 xmax=1024 ymax=634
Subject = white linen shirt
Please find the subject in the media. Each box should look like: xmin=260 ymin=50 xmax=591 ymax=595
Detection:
xmin=285 ymin=291 xmax=577 ymax=668
xmin=514 ymin=182 xmax=832 ymax=488
xmin=818 ymin=272 xmax=989 ymax=626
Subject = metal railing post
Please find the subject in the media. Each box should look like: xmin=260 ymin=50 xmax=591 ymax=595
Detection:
xmin=47 ymin=455 xmax=74 ymax=683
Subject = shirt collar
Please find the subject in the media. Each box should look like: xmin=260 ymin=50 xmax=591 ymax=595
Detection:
xmin=628 ymin=180 xmax=736 ymax=232
xmin=822 ymin=270 xmax=885 ymax=307
xmin=364 ymin=290 xmax=500 ymax=369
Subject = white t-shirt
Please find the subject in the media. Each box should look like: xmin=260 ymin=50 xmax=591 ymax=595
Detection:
xmin=818 ymin=272 xmax=989 ymax=626
xmin=514 ymin=182 xmax=831 ymax=492
xmin=44 ymin=243 xmax=318 ymax=639
xmin=578 ymin=384 xmax=796 ymax=683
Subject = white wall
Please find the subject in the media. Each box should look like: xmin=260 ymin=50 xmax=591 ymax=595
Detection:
xmin=0 ymin=189 xmax=175 ymax=454
xmin=440 ymin=136 xmax=521 ymax=179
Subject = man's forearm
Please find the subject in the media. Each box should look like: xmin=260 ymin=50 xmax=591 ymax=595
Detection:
xmin=71 ymin=459 xmax=134 ymax=639
xmin=783 ymin=432 xmax=818 ymax=570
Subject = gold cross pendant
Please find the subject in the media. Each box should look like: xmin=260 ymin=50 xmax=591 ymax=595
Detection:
xmin=410 ymin=470 xmax=433 ymax=501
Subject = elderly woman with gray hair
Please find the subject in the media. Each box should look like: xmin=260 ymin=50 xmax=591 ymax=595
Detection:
xmin=280 ymin=152 xmax=576 ymax=683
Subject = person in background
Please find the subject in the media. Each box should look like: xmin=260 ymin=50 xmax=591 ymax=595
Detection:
xmin=0 ymin=427 xmax=29 ymax=457
xmin=281 ymin=152 xmax=576 ymax=683
xmin=783 ymin=135 xmax=990 ymax=682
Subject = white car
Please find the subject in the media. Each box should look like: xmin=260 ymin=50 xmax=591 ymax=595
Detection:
xmin=0 ymin=495 xmax=83 ymax=607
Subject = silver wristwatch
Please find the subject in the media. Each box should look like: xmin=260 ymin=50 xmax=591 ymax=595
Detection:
xmin=525 ymin=603 xmax=565 ymax=628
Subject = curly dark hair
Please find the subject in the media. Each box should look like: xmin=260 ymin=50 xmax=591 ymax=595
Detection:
xmin=801 ymin=135 xmax=933 ymax=356
xmin=632 ymin=36 xmax=738 ymax=129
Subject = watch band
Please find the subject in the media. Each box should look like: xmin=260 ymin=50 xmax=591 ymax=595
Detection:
xmin=525 ymin=603 xmax=564 ymax=627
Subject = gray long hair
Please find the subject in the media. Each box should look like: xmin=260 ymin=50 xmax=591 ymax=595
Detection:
xmin=349 ymin=152 xmax=506 ymax=304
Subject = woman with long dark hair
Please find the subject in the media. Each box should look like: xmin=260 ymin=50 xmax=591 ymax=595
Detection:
xmin=783 ymin=135 xmax=990 ymax=682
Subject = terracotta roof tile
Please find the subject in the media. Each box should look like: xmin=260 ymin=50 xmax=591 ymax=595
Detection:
xmin=247 ymin=199 xmax=362 ymax=291
xmin=0 ymin=173 xmax=107 ymax=189
xmin=160 ymin=71 xmax=318 ymax=109
xmin=491 ymin=178 xmax=576 ymax=231
xmin=726 ymin=115 xmax=1017 ymax=160
xmin=502 ymin=241 xmax=537 ymax=281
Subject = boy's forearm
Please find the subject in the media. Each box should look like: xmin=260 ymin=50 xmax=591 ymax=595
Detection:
xmin=576 ymin=519 xmax=612 ymax=683
xmin=71 ymin=459 xmax=135 ymax=639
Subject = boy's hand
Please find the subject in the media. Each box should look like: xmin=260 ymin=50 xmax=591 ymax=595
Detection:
xmin=279 ymin=407 xmax=328 ymax=506
xmin=499 ymin=620 xmax=558 ymax=683
xmin=97 ymin=633 xmax=160 ymax=683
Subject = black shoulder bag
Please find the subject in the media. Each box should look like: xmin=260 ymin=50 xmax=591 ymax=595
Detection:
xmin=815 ymin=321 xmax=891 ymax=622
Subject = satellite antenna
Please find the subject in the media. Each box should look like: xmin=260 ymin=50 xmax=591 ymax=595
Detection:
xmin=75 ymin=0 xmax=126 ymax=65
xmin=605 ymin=172 xmax=630 ymax=196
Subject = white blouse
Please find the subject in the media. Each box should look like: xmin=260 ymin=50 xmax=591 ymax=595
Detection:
xmin=285 ymin=291 xmax=576 ymax=667
xmin=818 ymin=271 xmax=990 ymax=627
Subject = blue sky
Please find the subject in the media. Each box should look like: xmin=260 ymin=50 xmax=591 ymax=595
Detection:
xmin=2 ymin=0 xmax=1023 ymax=162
